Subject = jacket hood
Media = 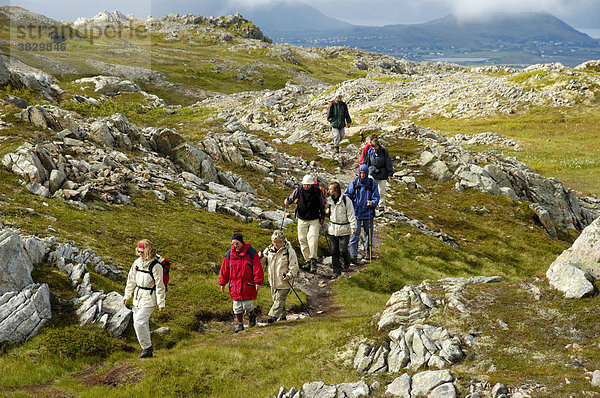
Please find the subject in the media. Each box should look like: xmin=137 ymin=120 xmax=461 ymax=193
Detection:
xmin=231 ymin=241 xmax=252 ymax=257
xmin=359 ymin=164 xmax=369 ymax=178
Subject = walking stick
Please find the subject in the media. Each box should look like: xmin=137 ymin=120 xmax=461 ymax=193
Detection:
xmin=283 ymin=273 xmax=312 ymax=317
xmin=369 ymin=210 xmax=373 ymax=264
xmin=280 ymin=204 xmax=288 ymax=230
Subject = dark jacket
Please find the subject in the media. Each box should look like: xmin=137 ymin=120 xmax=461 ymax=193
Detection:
xmin=345 ymin=164 xmax=380 ymax=220
xmin=286 ymin=184 xmax=326 ymax=221
xmin=365 ymin=146 xmax=394 ymax=180
xmin=219 ymin=242 xmax=264 ymax=301
xmin=327 ymin=100 xmax=352 ymax=129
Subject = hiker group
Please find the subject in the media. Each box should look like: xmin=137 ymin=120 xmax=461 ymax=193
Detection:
xmin=124 ymin=93 xmax=394 ymax=353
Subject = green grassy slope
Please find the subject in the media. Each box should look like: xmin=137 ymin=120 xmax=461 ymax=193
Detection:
xmin=2 ymin=9 xmax=600 ymax=397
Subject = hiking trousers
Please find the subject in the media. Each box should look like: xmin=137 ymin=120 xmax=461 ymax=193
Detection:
xmin=329 ymin=234 xmax=350 ymax=273
xmin=331 ymin=126 xmax=345 ymax=148
xmin=297 ymin=218 xmax=320 ymax=261
xmin=269 ymin=288 xmax=290 ymax=319
xmin=349 ymin=218 xmax=373 ymax=258
xmin=375 ymin=179 xmax=387 ymax=208
xmin=133 ymin=305 xmax=155 ymax=350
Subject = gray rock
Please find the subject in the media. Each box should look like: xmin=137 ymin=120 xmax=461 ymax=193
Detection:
xmin=411 ymin=370 xmax=454 ymax=397
xmin=49 ymin=169 xmax=66 ymax=194
xmin=0 ymin=230 xmax=34 ymax=294
xmin=336 ymin=381 xmax=370 ymax=397
xmin=385 ymin=373 xmax=411 ymax=398
xmin=491 ymin=383 xmax=508 ymax=398
xmin=530 ymin=203 xmax=557 ymax=238
xmin=546 ymin=261 xmax=594 ymax=299
xmin=354 ymin=343 xmax=373 ymax=373
xmin=6 ymin=94 xmax=28 ymax=108
xmin=22 ymin=237 xmax=45 ymax=264
xmin=0 ymin=283 xmax=52 ymax=343
xmin=89 ymin=121 xmax=115 ymax=147
xmin=303 ymin=381 xmax=337 ymax=398
xmin=106 ymin=306 xmax=132 ymax=336
xmin=428 ymin=382 xmax=456 ymax=398
xmin=591 ymin=370 xmax=600 ymax=387
xmin=429 ymin=160 xmax=452 ymax=182
xmin=102 ymin=291 xmax=126 ymax=315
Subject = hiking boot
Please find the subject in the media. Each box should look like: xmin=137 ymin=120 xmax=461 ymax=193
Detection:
xmin=278 ymin=316 xmax=287 ymax=321
xmin=335 ymin=146 xmax=340 ymax=153
xmin=248 ymin=311 xmax=257 ymax=328
xmin=139 ymin=346 xmax=153 ymax=358
xmin=234 ymin=323 xmax=244 ymax=333
xmin=309 ymin=259 xmax=318 ymax=273
xmin=267 ymin=316 xmax=278 ymax=324
xmin=350 ymin=256 xmax=358 ymax=265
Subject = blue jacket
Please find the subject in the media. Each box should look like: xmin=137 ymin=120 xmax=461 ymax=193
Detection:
xmin=345 ymin=165 xmax=380 ymax=220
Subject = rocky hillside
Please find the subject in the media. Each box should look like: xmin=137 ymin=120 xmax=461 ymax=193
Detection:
xmin=1 ymin=6 xmax=600 ymax=398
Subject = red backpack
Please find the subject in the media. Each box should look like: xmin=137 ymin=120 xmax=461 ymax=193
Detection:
xmin=147 ymin=255 xmax=171 ymax=291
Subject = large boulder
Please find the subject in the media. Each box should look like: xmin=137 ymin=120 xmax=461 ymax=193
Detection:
xmin=0 ymin=283 xmax=52 ymax=344
xmin=547 ymin=217 xmax=600 ymax=298
xmin=0 ymin=230 xmax=34 ymax=295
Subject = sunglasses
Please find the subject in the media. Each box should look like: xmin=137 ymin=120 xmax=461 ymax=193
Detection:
xmin=136 ymin=249 xmax=144 ymax=254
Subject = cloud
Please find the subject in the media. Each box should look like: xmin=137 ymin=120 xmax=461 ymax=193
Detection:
xmin=448 ymin=0 xmax=566 ymax=20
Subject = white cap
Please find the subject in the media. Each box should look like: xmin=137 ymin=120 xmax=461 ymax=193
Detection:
xmin=301 ymin=174 xmax=313 ymax=185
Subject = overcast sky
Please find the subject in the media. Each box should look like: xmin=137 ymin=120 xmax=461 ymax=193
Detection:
xmin=1 ymin=0 xmax=598 ymax=27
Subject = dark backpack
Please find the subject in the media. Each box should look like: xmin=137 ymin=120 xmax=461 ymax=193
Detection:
xmin=353 ymin=177 xmax=374 ymax=193
xmin=137 ymin=255 xmax=171 ymax=292
xmin=225 ymin=247 xmax=257 ymax=267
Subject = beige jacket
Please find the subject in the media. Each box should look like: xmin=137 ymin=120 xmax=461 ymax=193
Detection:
xmin=327 ymin=194 xmax=357 ymax=236
xmin=261 ymin=241 xmax=299 ymax=291
xmin=124 ymin=256 xmax=166 ymax=309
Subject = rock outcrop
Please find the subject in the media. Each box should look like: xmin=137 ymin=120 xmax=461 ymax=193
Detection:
xmin=0 ymin=228 xmax=52 ymax=344
xmin=0 ymin=55 xmax=63 ymax=99
xmin=547 ymin=217 xmax=600 ymax=298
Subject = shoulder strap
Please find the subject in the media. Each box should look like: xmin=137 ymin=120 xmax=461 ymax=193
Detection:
xmin=247 ymin=246 xmax=257 ymax=260
xmin=226 ymin=249 xmax=232 ymax=267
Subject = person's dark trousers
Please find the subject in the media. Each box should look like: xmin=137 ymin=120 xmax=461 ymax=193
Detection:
xmin=329 ymin=234 xmax=350 ymax=274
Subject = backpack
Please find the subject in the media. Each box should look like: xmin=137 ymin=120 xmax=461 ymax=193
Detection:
xmin=226 ymin=247 xmax=257 ymax=266
xmin=137 ymin=255 xmax=171 ymax=292
xmin=353 ymin=177 xmax=374 ymax=193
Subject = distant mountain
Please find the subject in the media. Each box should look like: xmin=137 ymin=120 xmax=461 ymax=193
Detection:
xmin=265 ymin=11 xmax=600 ymax=66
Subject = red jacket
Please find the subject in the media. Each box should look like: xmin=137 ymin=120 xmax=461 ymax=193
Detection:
xmin=218 ymin=242 xmax=264 ymax=301
xmin=359 ymin=143 xmax=372 ymax=165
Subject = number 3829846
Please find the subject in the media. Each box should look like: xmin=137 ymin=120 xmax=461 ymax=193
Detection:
xmin=17 ymin=42 xmax=66 ymax=51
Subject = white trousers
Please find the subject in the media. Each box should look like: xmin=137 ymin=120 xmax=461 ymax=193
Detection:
xmin=376 ymin=179 xmax=387 ymax=208
xmin=133 ymin=305 xmax=155 ymax=350
xmin=331 ymin=127 xmax=345 ymax=147
xmin=297 ymin=218 xmax=321 ymax=261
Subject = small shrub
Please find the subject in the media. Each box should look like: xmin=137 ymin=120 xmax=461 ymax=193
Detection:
xmin=37 ymin=325 xmax=122 ymax=360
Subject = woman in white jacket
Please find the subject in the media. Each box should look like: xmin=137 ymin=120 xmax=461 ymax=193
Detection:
xmin=260 ymin=230 xmax=299 ymax=323
xmin=123 ymin=239 xmax=166 ymax=358
xmin=326 ymin=182 xmax=357 ymax=276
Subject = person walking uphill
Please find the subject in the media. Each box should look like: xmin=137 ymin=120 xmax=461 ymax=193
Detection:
xmin=260 ymin=230 xmax=299 ymax=323
xmin=285 ymin=175 xmax=326 ymax=273
xmin=219 ymin=232 xmax=264 ymax=333
xmin=327 ymin=93 xmax=352 ymax=153
xmin=345 ymin=164 xmax=380 ymax=264
xmin=326 ymin=181 xmax=356 ymax=277
xmin=123 ymin=239 xmax=166 ymax=358
xmin=364 ymin=137 xmax=394 ymax=215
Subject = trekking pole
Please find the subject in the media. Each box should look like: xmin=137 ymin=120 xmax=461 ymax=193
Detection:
xmin=280 ymin=204 xmax=288 ymax=230
xmin=283 ymin=273 xmax=312 ymax=317
xmin=369 ymin=211 xmax=373 ymax=264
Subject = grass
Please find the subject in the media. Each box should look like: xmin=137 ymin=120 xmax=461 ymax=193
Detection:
xmin=2 ymin=13 xmax=600 ymax=397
